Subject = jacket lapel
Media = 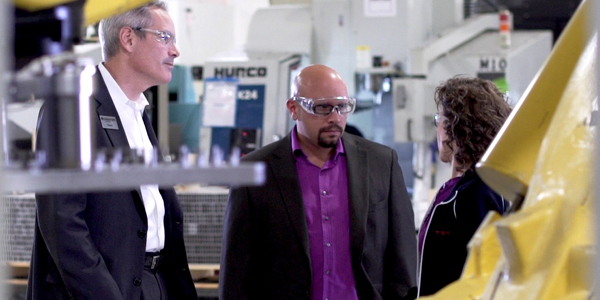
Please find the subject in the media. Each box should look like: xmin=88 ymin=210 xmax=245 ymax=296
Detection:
xmin=94 ymin=69 xmax=130 ymax=149
xmin=343 ymin=134 xmax=369 ymax=261
xmin=93 ymin=68 xmax=144 ymax=206
xmin=270 ymin=135 xmax=311 ymax=260
xmin=142 ymin=112 xmax=159 ymax=148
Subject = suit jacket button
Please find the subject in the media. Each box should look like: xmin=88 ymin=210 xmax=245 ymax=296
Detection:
xmin=137 ymin=230 xmax=146 ymax=238
xmin=133 ymin=277 xmax=142 ymax=286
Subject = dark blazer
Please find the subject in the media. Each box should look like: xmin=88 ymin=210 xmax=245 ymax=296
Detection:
xmin=26 ymin=69 xmax=198 ymax=300
xmin=219 ymin=132 xmax=418 ymax=300
xmin=418 ymin=170 xmax=509 ymax=296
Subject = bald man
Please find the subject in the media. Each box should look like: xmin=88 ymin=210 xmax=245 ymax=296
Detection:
xmin=219 ymin=65 xmax=418 ymax=300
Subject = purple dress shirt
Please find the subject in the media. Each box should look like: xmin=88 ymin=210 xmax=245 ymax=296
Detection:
xmin=291 ymin=128 xmax=359 ymax=300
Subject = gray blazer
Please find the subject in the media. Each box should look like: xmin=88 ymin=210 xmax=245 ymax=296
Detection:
xmin=219 ymin=132 xmax=418 ymax=300
xmin=27 ymin=70 xmax=198 ymax=300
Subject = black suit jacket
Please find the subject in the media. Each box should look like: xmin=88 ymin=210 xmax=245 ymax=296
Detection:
xmin=219 ymin=132 xmax=418 ymax=300
xmin=26 ymin=69 xmax=198 ymax=300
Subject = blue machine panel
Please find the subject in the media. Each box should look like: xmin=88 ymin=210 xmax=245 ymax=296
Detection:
xmin=208 ymin=84 xmax=266 ymax=159
xmin=235 ymin=84 xmax=265 ymax=128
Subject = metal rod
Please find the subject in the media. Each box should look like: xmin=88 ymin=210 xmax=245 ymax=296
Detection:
xmin=2 ymin=162 xmax=266 ymax=193
xmin=0 ymin=0 xmax=12 ymax=297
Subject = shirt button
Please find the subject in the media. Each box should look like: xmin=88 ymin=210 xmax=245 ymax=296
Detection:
xmin=324 ymin=216 xmax=329 ymax=221
xmin=322 ymin=191 xmax=327 ymax=195
xmin=133 ymin=277 xmax=142 ymax=286
xmin=326 ymin=243 xmax=331 ymax=247
xmin=326 ymin=270 xmax=330 ymax=274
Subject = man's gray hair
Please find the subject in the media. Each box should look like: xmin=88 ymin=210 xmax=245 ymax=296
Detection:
xmin=99 ymin=1 xmax=168 ymax=61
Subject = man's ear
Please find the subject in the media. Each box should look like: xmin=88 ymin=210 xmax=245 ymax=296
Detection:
xmin=286 ymin=99 xmax=298 ymax=120
xmin=120 ymin=27 xmax=135 ymax=53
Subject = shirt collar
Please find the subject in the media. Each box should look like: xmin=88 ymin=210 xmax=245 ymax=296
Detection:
xmin=291 ymin=125 xmax=345 ymax=159
xmin=98 ymin=63 xmax=149 ymax=111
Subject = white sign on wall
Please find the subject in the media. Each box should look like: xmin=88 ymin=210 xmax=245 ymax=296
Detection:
xmin=202 ymin=80 xmax=238 ymax=127
xmin=364 ymin=0 xmax=397 ymax=17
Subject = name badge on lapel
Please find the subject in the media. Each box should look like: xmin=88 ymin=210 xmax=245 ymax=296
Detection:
xmin=100 ymin=115 xmax=119 ymax=130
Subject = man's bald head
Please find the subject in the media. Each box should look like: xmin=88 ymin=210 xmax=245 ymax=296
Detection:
xmin=292 ymin=65 xmax=349 ymax=99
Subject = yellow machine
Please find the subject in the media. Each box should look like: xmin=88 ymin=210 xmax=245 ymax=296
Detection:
xmin=423 ymin=0 xmax=595 ymax=299
xmin=14 ymin=0 xmax=152 ymax=26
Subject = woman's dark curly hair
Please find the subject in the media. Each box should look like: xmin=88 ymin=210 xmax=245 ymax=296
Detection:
xmin=435 ymin=76 xmax=512 ymax=172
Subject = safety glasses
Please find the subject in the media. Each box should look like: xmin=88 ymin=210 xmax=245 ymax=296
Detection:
xmin=291 ymin=96 xmax=356 ymax=116
xmin=132 ymin=27 xmax=176 ymax=46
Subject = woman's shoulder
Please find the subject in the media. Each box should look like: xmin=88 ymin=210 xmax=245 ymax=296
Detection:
xmin=455 ymin=170 xmax=509 ymax=213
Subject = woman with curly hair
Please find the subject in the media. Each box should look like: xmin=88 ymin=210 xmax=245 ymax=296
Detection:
xmin=417 ymin=76 xmax=512 ymax=296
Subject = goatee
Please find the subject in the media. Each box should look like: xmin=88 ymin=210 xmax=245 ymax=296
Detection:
xmin=318 ymin=124 xmax=344 ymax=148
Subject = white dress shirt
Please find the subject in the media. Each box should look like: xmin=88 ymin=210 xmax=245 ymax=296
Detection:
xmin=98 ymin=63 xmax=165 ymax=252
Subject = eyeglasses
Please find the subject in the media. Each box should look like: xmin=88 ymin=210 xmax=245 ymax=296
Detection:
xmin=433 ymin=113 xmax=440 ymax=127
xmin=133 ymin=27 xmax=176 ymax=46
xmin=292 ymin=96 xmax=356 ymax=116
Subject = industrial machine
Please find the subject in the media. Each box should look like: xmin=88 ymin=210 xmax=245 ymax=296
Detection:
xmin=394 ymin=30 xmax=552 ymax=144
xmin=202 ymin=53 xmax=307 ymax=156
xmin=201 ymin=5 xmax=311 ymax=155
